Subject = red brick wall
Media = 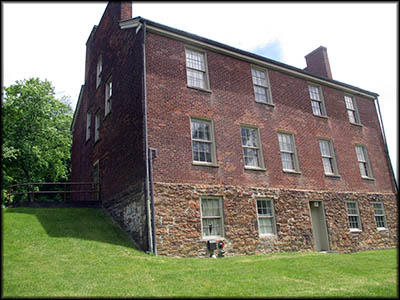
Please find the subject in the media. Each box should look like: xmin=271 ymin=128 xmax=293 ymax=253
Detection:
xmin=71 ymin=3 xmax=148 ymax=249
xmin=145 ymin=32 xmax=396 ymax=194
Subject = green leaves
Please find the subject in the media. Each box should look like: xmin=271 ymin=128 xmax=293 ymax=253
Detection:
xmin=2 ymin=78 xmax=73 ymax=198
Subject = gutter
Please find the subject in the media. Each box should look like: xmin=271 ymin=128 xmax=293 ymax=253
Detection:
xmin=375 ymin=98 xmax=398 ymax=194
xmin=141 ymin=20 xmax=157 ymax=255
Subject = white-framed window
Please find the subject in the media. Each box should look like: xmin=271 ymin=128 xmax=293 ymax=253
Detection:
xmin=344 ymin=95 xmax=361 ymax=124
xmin=105 ymin=77 xmax=112 ymax=116
xmin=278 ymin=132 xmax=300 ymax=172
xmin=251 ymin=67 xmax=272 ymax=104
xmin=185 ymin=48 xmax=209 ymax=90
xmin=241 ymin=126 xmax=265 ymax=169
xmin=190 ymin=118 xmax=216 ymax=165
xmin=346 ymin=201 xmax=361 ymax=231
xmin=96 ymin=55 xmax=102 ymax=88
xmin=256 ymin=199 xmax=276 ymax=236
xmin=373 ymin=202 xmax=387 ymax=230
xmin=201 ymin=197 xmax=224 ymax=238
xmin=355 ymin=145 xmax=373 ymax=179
xmin=308 ymin=84 xmax=326 ymax=116
xmin=319 ymin=139 xmax=339 ymax=175
xmin=86 ymin=111 xmax=91 ymax=141
xmin=95 ymin=111 xmax=100 ymax=142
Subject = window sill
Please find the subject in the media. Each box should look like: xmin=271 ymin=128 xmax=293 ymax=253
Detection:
xmin=259 ymin=234 xmax=277 ymax=238
xmin=201 ymin=236 xmax=224 ymax=241
xmin=313 ymin=114 xmax=328 ymax=119
xmin=377 ymin=228 xmax=388 ymax=232
xmin=325 ymin=173 xmax=341 ymax=178
xmin=187 ymin=85 xmax=212 ymax=93
xmin=245 ymin=166 xmax=266 ymax=171
xmin=350 ymin=122 xmax=363 ymax=127
xmin=283 ymin=169 xmax=302 ymax=175
xmin=349 ymin=229 xmax=362 ymax=233
xmin=361 ymin=176 xmax=375 ymax=181
xmin=192 ymin=162 xmax=219 ymax=168
xmin=255 ymin=101 xmax=275 ymax=107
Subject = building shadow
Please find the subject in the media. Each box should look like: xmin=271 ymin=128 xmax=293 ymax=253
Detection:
xmin=5 ymin=207 xmax=141 ymax=250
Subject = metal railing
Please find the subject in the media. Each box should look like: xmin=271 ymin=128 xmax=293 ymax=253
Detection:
xmin=7 ymin=182 xmax=100 ymax=206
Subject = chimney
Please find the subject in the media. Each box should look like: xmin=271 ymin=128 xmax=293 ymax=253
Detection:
xmin=304 ymin=46 xmax=333 ymax=79
xmin=120 ymin=2 xmax=132 ymax=21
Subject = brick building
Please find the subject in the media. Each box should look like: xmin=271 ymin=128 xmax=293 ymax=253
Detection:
xmin=71 ymin=2 xmax=398 ymax=257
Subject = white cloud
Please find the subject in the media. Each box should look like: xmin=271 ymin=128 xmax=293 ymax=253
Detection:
xmin=3 ymin=2 xmax=397 ymax=183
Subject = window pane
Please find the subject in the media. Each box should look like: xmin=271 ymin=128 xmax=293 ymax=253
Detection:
xmin=281 ymin=152 xmax=294 ymax=170
xmin=187 ymin=69 xmax=205 ymax=89
xmin=201 ymin=198 xmax=220 ymax=217
xmin=355 ymin=146 xmax=366 ymax=162
xmin=308 ymin=85 xmax=321 ymax=100
xmin=251 ymin=68 xmax=267 ymax=86
xmin=257 ymin=200 xmax=272 ymax=216
xmin=322 ymin=157 xmax=333 ymax=174
xmin=359 ymin=162 xmax=368 ymax=177
xmin=244 ymin=148 xmax=259 ymax=167
xmin=202 ymin=218 xmax=221 ymax=236
xmin=259 ymin=217 xmax=274 ymax=234
xmin=193 ymin=141 xmax=212 ymax=163
xmin=348 ymin=215 xmax=359 ymax=229
xmin=278 ymin=134 xmax=293 ymax=152
xmin=345 ymin=96 xmax=354 ymax=110
xmin=186 ymin=49 xmax=205 ymax=71
xmin=319 ymin=140 xmax=331 ymax=157
xmin=312 ymin=100 xmax=322 ymax=115
xmin=347 ymin=110 xmax=356 ymax=123
xmin=241 ymin=128 xmax=258 ymax=147
xmin=191 ymin=120 xmax=210 ymax=141
xmin=254 ymin=86 xmax=268 ymax=103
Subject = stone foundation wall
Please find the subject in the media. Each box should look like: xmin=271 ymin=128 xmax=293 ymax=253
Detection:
xmin=154 ymin=182 xmax=397 ymax=257
xmin=102 ymin=183 xmax=148 ymax=251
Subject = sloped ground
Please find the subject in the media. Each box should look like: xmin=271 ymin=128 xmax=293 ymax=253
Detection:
xmin=2 ymin=207 xmax=398 ymax=297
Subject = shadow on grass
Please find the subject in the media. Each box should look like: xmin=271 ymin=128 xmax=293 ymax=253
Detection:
xmin=5 ymin=207 xmax=141 ymax=250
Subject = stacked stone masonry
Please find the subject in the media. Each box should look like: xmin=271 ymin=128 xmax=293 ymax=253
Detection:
xmin=154 ymin=183 xmax=397 ymax=257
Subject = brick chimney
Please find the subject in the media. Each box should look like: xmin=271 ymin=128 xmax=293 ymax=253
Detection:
xmin=304 ymin=46 xmax=333 ymax=79
xmin=120 ymin=2 xmax=132 ymax=21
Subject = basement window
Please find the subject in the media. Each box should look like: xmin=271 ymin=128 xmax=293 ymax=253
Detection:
xmin=201 ymin=197 xmax=224 ymax=239
xmin=373 ymin=202 xmax=387 ymax=230
xmin=256 ymin=199 xmax=276 ymax=236
xmin=346 ymin=201 xmax=361 ymax=231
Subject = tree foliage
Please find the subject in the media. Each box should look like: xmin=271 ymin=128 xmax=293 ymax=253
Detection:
xmin=2 ymin=78 xmax=73 ymax=200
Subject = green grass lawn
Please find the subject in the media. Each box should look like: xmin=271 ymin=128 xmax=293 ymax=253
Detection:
xmin=2 ymin=207 xmax=398 ymax=298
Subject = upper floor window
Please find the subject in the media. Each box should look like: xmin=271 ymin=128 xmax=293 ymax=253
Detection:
xmin=346 ymin=201 xmax=361 ymax=231
xmin=190 ymin=118 xmax=216 ymax=165
xmin=308 ymin=84 xmax=326 ymax=116
xmin=185 ymin=48 xmax=209 ymax=90
xmin=105 ymin=77 xmax=112 ymax=116
xmin=86 ymin=111 xmax=91 ymax=141
xmin=251 ymin=67 xmax=272 ymax=105
xmin=344 ymin=95 xmax=361 ymax=125
xmin=96 ymin=55 xmax=102 ymax=88
xmin=278 ymin=132 xmax=300 ymax=173
xmin=95 ymin=111 xmax=100 ymax=142
xmin=355 ymin=145 xmax=373 ymax=179
xmin=201 ymin=197 xmax=224 ymax=239
xmin=319 ymin=139 xmax=339 ymax=176
xmin=241 ymin=126 xmax=265 ymax=169
xmin=373 ymin=202 xmax=387 ymax=230
xmin=256 ymin=199 xmax=276 ymax=236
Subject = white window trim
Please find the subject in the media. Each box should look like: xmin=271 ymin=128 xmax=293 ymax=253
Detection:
xmin=190 ymin=117 xmax=218 ymax=167
xmin=240 ymin=125 xmax=266 ymax=171
xmin=251 ymin=65 xmax=274 ymax=106
xmin=105 ymin=76 xmax=112 ymax=116
xmin=256 ymin=198 xmax=277 ymax=237
xmin=185 ymin=46 xmax=211 ymax=91
xmin=96 ymin=55 xmax=102 ymax=89
xmin=346 ymin=201 xmax=362 ymax=232
xmin=373 ymin=202 xmax=388 ymax=231
xmin=86 ymin=111 xmax=91 ymax=142
xmin=278 ymin=131 xmax=301 ymax=173
xmin=200 ymin=196 xmax=224 ymax=240
xmin=308 ymin=83 xmax=327 ymax=117
xmin=94 ymin=110 xmax=100 ymax=143
xmin=355 ymin=144 xmax=374 ymax=180
xmin=318 ymin=138 xmax=340 ymax=176
xmin=344 ymin=94 xmax=362 ymax=126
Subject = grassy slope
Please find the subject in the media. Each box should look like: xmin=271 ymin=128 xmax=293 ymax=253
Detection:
xmin=2 ymin=207 xmax=398 ymax=298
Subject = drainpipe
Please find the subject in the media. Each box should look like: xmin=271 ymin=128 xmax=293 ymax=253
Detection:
xmin=375 ymin=97 xmax=398 ymax=194
xmin=148 ymin=147 xmax=157 ymax=255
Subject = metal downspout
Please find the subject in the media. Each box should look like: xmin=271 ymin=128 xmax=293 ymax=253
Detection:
xmin=142 ymin=21 xmax=154 ymax=254
xmin=375 ymin=97 xmax=398 ymax=194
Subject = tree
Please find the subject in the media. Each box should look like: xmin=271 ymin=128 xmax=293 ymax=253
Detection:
xmin=2 ymin=78 xmax=73 ymax=203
